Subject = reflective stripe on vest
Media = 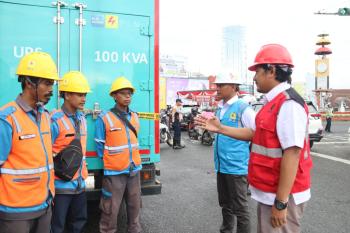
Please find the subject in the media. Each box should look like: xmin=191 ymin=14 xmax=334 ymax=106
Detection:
xmin=251 ymin=144 xmax=283 ymax=158
xmin=104 ymin=143 xmax=139 ymax=151
xmin=10 ymin=113 xmax=21 ymax=133
xmin=0 ymin=101 xmax=55 ymax=210
xmin=0 ymin=164 xmax=54 ymax=175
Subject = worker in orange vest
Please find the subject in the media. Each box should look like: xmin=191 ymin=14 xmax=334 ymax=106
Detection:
xmin=0 ymin=52 xmax=57 ymax=233
xmin=95 ymin=77 xmax=142 ymax=233
xmin=196 ymin=44 xmax=312 ymax=233
xmin=51 ymin=71 xmax=91 ymax=233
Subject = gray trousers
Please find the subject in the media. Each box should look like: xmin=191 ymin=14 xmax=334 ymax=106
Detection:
xmin=257 ymin=196 xmax=306 ymax=233
xmin=99 ymin=173 xmax=141 ymax=233
xmin=217 ymin=172 xmax=250 ymax=233
xmin=0 ymin=206 xmax=52 ymax=233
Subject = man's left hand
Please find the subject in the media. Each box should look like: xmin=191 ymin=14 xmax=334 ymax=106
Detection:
xmin=271 ymin=205 xmax=287 ymax=228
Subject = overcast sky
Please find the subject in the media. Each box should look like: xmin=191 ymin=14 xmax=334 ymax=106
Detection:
xmin=160 ymin=0 xmax=350 ymax=89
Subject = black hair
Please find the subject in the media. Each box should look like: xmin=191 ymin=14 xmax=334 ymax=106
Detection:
xmin=60 ymin=92 xmax=65 ymax=99
xmin=260 ymin=64 xmax=293 ymax=84
xmin=18 ymin=75 xmax=39 ymax=90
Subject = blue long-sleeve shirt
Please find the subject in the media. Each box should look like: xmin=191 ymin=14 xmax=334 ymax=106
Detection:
xmin=94 ymin=109 xmax=141 ymax=176
xmin=0 ymin=118 xmax=12 ymax=166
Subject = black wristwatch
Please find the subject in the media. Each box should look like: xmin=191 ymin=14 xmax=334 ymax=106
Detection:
xmin=274 ymin=199 xmax=288 ymax=210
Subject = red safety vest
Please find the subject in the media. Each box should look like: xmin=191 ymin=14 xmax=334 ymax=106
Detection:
xmin=248 ymin=90 xmax=313 ymax=193
xmin=52 ymin=110 xmax=88 ymax=180
xmin=102 ymin=111 xmax=141 ymax=171
xmin=0 ymin=102 xmax=55 ymax=208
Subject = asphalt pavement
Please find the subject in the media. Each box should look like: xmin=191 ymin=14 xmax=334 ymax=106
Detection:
xmin=86 ymin=121 xmax=350 ymax=233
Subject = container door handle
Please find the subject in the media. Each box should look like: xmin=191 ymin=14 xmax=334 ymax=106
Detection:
xmin=73 ymin=2 xmax=87 ymax=72
xmin=52 ymin=1 xmax=67 ymax=108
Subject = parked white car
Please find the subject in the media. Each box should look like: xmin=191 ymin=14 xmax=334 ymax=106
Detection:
xmin=306 ymin=101 xmax=323 ymax=148
xmin=251 ymin=100 xmax=323 ymax=148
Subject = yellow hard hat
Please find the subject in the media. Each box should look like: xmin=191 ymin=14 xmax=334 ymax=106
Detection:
xmin=16 ymin=52 xmax=59 ymax=80
xmin=109 ymin=76 xmax=135 ymax=95
xmin=59 ymin=71 xmax=91 ymax=93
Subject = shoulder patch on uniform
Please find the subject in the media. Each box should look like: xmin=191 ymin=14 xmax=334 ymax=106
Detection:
xmin=0 ymin=106 xmax=16 ymax=119
xmin=285 ymin=88 xmax=305 ymax=108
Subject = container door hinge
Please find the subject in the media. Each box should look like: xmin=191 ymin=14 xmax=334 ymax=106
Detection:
xmin=139 ymin=80 xmax=154 ymax=91
xmin=140 ymin=24 xmax=152 ymax=36
xmin=140 ymin=135 xmax=152 ymax=146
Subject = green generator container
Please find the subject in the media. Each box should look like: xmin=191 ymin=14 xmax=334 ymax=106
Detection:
xmin=0 ymin=0 xmax=161 ymax=197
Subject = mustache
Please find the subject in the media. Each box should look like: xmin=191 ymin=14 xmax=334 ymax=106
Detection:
xmin=45 ymin=92 xmax=53 ymax=98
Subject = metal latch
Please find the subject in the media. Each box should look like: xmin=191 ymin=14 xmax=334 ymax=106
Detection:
xmin=139 ymin=80 xmax=154 ymax=91
xmin=140 ymin=21 xmax=152 ymax=36
xmin=84 ymin=102 xmax=102 ymax=120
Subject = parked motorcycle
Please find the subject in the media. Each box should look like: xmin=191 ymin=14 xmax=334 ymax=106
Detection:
xmin=201 ymin=129 xmax=215 ymax=146
xmin=160 ymin=122 xmax=173 ymax=147
xmin=188 ymin=107 xmax=200 ymax=140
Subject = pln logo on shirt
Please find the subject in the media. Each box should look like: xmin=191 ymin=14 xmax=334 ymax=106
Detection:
xmin=230 ymin=113 xmax=237 ymax=121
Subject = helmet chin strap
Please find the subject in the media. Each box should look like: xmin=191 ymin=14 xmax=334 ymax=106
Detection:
xmin=26 ymin=77 xmax=44 ymax=108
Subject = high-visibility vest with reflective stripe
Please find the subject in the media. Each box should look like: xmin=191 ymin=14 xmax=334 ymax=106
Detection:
xmin=51 ymin=110 xmax=88 ymax=181
xmin=0 ymin=101 xmax=55 ymax=209
xmin=102 ymin=111 xmax=141 ymax=171
xmin=248 ymin=88 xmax=313 ymax=193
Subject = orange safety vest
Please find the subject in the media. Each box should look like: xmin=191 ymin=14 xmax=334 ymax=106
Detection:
xmin=0 ymin=102 xmax=55 ymax=208
xmin=248 ymin=88 xmax=313 ymax=193
xmin=51 ymin=110 xmax=88 ymax=180
xmin=102 ymin=111 xmax=141 ymax=171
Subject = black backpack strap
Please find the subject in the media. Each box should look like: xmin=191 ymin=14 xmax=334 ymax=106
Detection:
xmin=110 ymin=107 xmax=138 ymax=138
xmin=72 ymin=115 xmax=81 ymax=139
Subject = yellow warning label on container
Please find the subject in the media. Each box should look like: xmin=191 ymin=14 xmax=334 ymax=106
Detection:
xmin=137 ymin=112 xmax=160 ymax=120
xmin=105 ymin=15 xmax=118 ymax=29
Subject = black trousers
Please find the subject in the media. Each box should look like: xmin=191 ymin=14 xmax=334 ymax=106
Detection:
xmin=51 ymin=192 xmax=87 ymax=233
xmin=325 ymin=117 xmax=332 ymax=132
xmin=217 ymin=172 xmax=250 ymax=233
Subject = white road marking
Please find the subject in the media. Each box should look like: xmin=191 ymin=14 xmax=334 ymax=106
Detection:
xmin=315 ymin=141 xmax=349 ymax=145
xmin=311 ymin=152 xmax=350 ymax=165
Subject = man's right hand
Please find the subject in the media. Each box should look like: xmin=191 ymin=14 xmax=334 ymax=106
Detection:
xmin=194 ymin=115 xmax=222 ymax=133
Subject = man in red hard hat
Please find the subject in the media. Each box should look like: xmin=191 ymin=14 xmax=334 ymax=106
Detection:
xmin=196 ymin=44 xmax=312 ymax=233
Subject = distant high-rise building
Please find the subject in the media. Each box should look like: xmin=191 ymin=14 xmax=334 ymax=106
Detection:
xmin=221 ymin=25 xmax=248 ymax=84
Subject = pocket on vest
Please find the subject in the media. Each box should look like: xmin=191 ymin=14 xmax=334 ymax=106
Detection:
xmin=12 ymin=176 xmax=41 ymax=183
xmin=250 ymin=154 xmax=279 ymax=186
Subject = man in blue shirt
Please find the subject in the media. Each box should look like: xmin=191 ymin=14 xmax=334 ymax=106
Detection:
xmin=51 ymin=71 xmax=91 ymax=233
xmin=0 ymin=52 xmax=58 ymax=233
xmin=95 ymin=76 xmax=142 ymax=233
xmin=212 ymin=72 xmax=256 ymax=233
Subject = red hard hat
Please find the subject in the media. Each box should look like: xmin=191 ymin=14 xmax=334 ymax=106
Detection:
xmin=248 ymin=44 xmax=294 ymax=71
